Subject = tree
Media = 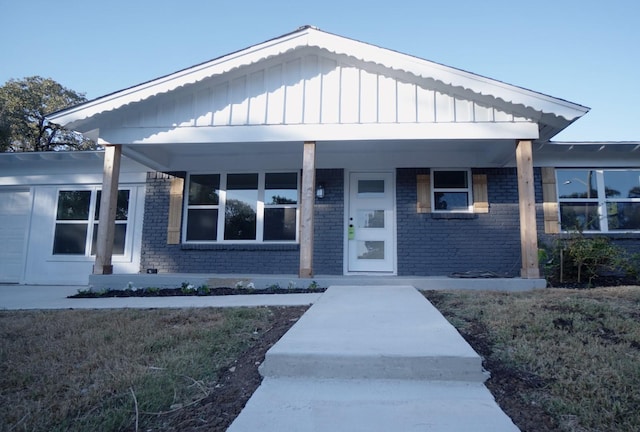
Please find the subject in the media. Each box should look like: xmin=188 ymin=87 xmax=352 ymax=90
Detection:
xmin=0 ymin=76 xmax=96 ymax=152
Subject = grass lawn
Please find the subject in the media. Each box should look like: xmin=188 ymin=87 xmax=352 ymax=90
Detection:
xmin=1 ymin=287 xmax=639 ymax=431
xmin=424 ymin=286 xmax=640 ymax=432
xmin=0 ymin=306 xmax=306 ymax=432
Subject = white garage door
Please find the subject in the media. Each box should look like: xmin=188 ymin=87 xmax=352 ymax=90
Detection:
xmin=0 ymin=190 xmax=31 ymax=283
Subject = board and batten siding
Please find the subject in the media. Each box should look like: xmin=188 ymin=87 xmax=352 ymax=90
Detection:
xmin=115 ymin=53 xmax=529 ymax=129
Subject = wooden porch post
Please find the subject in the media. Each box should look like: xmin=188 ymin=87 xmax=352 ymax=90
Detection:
xmin=299 ymin=141 xmax=316 ymax=277
xmin=94 ymin=144 xmax=122 ymax=275
xmin=515 ymin=139 xmax=540 ymax=278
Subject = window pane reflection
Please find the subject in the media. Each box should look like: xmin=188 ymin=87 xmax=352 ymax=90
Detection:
xmin=357 ymin=241 xmax=384 ymax=260
xmin=357 ymin=210 xmax=384 ymax=228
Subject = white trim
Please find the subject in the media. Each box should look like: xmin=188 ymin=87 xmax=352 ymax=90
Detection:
xmin=98 ymin=122 xmax=540 ymax=145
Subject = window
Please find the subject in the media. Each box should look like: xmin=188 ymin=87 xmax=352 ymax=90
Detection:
xmin=432 ymin=170 xmax=472 ymax=212
xmin=557 ymin=169 xmax=640 ymax=232
xmin=53 ymin=189 xmax=130 ymax=255
xmin=185 ymin=172 xmax=299 ymax=243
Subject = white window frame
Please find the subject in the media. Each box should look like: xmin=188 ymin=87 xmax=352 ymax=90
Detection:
xmin=557 ymin=168 xmax=640 ymax=233
xmin=431 ymin=169 xmax=473 ymax=213
xmin=183 ymin=171 xmax=300 ymax=244
xmin=50 ymin=186 xmax=133 ymax=260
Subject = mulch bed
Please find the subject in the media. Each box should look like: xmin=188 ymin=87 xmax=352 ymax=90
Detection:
xmin=69 ymin=287 xmax=326 ymax=298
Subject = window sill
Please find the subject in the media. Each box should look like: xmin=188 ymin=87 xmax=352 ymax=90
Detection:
xmin=430 ymin=213 xmax=477 ymax=220
xmin=181 ymin=243 xmax=299 ymax=251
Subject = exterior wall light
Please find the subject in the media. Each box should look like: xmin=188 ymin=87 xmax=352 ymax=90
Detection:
xmin=316 ymin=183 xmax=325 ymax=199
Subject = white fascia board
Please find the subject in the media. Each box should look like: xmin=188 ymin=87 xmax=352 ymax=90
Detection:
xmin=98 ymin=122 xmax=540 ymax=145
xmin=0 ymin=172 xmax=147 ymax=187
xmin=47 ymin=31 xmax=312 ymax=129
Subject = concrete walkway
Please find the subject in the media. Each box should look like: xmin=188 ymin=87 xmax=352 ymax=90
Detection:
xmin=229 ymin=286 xmax=519 ymax=432
xmin=0 ymin=284 xmax=321 ymax=310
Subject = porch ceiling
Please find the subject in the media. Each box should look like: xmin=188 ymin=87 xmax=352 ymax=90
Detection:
xmin=121 ymin=138 xmax=521 ymax=172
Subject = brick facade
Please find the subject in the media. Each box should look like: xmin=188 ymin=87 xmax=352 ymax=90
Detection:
xmin=140 ymin=170 xmax=346 ymax=275
xmin=395 ymin=168 xmax=543 ymax=277
xmin=141 ymin=167 xmax=584 ymax=277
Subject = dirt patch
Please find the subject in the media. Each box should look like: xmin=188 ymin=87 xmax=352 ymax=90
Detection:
xmin=143 ymin=306 xmax=306 ymax=431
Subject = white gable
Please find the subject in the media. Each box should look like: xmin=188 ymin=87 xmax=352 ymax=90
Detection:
xmin=103 ymin=50 xmax=529 ymax=132
xmin=48 ymin=26 xmax=588 ymax=144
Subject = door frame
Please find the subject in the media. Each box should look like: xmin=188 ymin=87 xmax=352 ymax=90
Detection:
xmin=343 ymin=170 xmax=397 ymax=275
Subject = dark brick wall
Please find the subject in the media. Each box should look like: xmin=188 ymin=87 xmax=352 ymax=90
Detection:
xmin=396 ymin=168 xmax=536 ymax=277
xmin=313 ymin=169 xmax=344 ymax=275
xmin=140 ymin=170 xmax=345 ymax=275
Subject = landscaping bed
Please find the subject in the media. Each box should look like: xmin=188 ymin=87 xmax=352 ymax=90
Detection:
xmin=69 ymin=285 xmax=326 ymax=298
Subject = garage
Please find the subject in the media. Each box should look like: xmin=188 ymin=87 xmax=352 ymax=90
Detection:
xmin=0 ymin=189 xmax=31 ymax=283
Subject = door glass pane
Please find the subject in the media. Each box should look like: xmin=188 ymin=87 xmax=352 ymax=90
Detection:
xmin=557 ymin=170 xmax=598 ymax=199
xmin=357 ymin=210 xmax=384 ymax=228
xmin=603 ymin=171 xmax=640 ymax=199
xmin=357 ymin=241 xmax=384 ymax=260
xmin=607 ymin=202 xmax=640 ymax=230
xmin=264 ymin=208 xmax=296 ymax=241
xmin=56 ymin=191 xmax=91 ymax=220
xmin=434 ymin=192 xmax=469 ymax=211
xmin=91 ymin=224 xmax=126 ymax=255
xmin=560 ymin=202 xmax=600 ymax=231
xmin=358 ymin=180 xmax=384 ymax=194
xmin=225 ymin=174 xmax=258 ymax=240
xmin=265 ymin=173 xmax=298 ymax=204
xmin=53 ymin=223 xmax=88 ymax=254
xmin=187 ymin=209 xmax=218 ymax=241
xmin=189 ymin=174 xmax=220 ymax=205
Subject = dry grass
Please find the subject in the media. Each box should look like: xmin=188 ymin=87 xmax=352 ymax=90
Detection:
xmin=0 ymin=307 xmax=275 ymax=432
xmin=426 ymin=286 xmax=640 ymax=432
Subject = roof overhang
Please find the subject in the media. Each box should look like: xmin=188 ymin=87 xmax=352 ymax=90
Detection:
xmin=47 ymin=26 xmax=589 ymax=141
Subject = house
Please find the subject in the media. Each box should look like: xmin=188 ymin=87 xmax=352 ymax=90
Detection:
xmin=2 ymin=26 xmax=639 ymax=287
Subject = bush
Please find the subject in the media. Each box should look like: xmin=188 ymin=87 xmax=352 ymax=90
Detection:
xmin=542 ymin=234 xmax=637 ymax=287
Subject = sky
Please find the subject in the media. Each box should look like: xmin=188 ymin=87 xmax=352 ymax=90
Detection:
xmin=1 ymin=0 xmax=638 ymax=141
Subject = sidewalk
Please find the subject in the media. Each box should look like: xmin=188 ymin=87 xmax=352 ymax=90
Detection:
xmin=229 ymin=286 xmax=519 ymax=431
xmin=0 ymin=285 xmax=321 ymax=310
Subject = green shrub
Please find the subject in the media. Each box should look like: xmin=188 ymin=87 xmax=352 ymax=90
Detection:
xmin=541 ymin=234 xmax=637 ymax=287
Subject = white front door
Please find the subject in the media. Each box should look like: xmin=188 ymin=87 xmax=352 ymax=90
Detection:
xmin=347 ymin=172 xmax=396 ymax=273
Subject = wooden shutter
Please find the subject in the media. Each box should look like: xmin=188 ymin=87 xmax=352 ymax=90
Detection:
xmin=472 ymin=174 xmax=489 ymax=213
xmin=541 ymin=167 xmax=560 ymax=234
xmin=416 ymin=174 xmax=431 ymax=213
xmin=167 ymin=177 xmax=184 ymax=244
